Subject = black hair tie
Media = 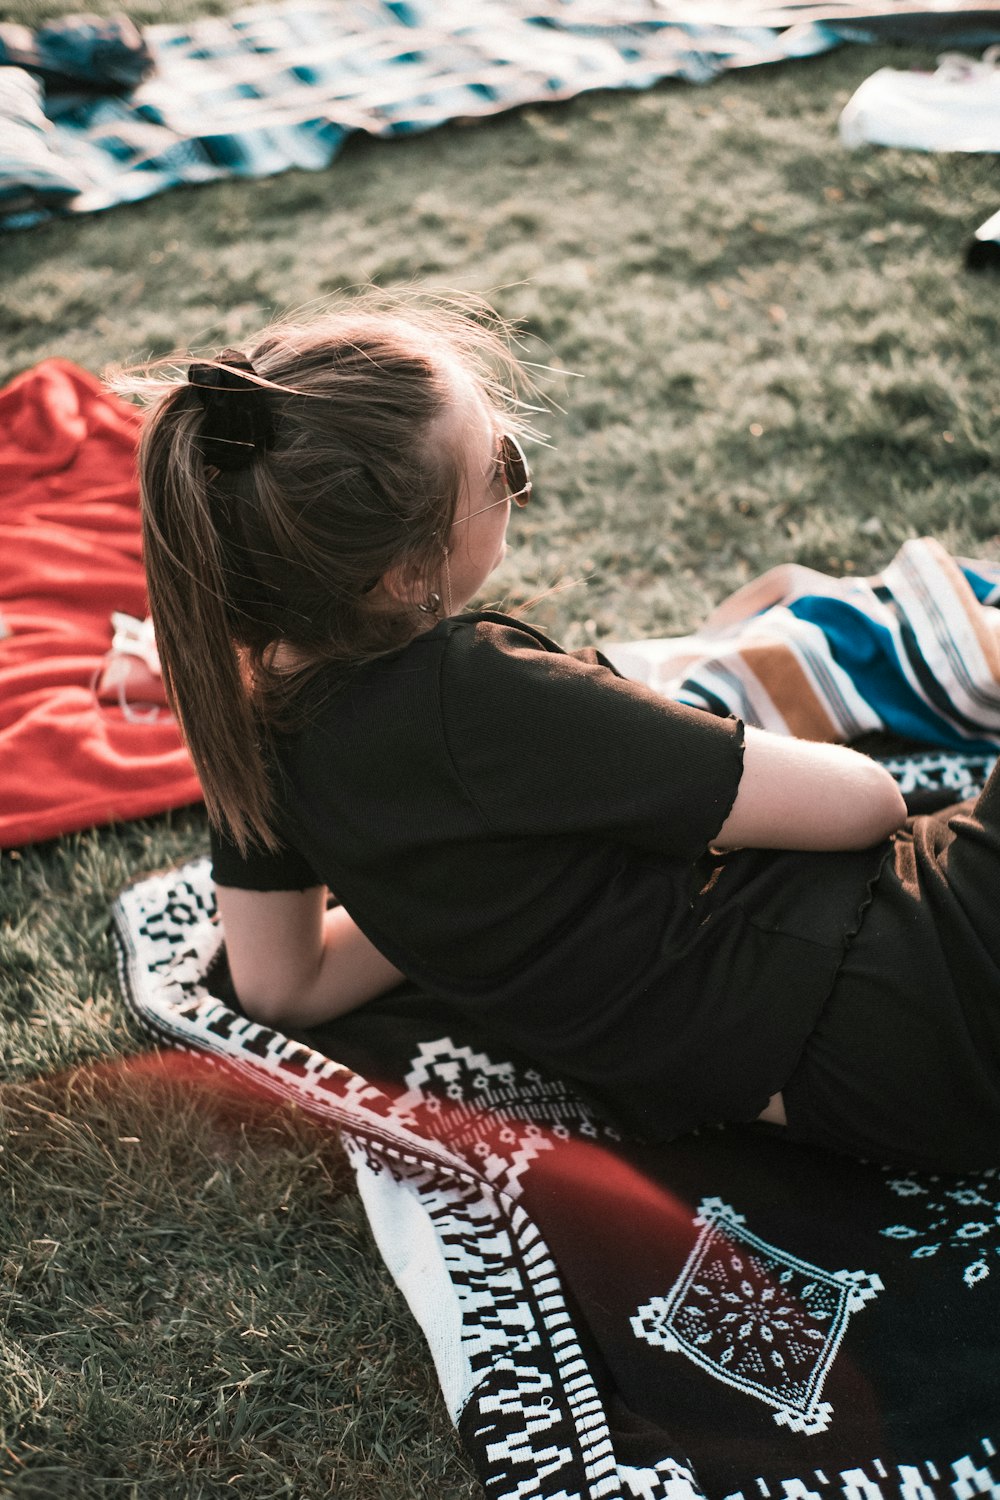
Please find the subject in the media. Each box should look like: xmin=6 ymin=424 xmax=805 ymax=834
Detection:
xmin=187 ymin=350 xmax=275 ymax=472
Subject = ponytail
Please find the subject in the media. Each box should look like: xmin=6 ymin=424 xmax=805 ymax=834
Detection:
xmin=138 ymin=389 xmax=279 ymax=854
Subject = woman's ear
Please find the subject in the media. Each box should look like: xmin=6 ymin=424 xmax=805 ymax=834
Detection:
xmin=379 ymin=558 xmax=424 ymax=608
xmin=380 ymin=539 xmax=448 ymax=612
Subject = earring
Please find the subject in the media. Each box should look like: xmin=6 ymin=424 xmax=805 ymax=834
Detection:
xmin=417 ymin=592 xmax=442 ymax=616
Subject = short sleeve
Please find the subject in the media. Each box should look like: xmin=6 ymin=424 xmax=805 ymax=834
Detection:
xmin=440 ymin=620 xmax=744 ymax=861
xmin=210 ymin=820 xmax=320 ymax=891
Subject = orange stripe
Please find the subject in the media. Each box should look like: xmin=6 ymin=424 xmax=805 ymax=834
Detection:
xmin=738 ymin=646 xmax=841 ymax=742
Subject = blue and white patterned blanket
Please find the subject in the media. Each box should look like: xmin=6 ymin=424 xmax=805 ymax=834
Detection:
xmin=1 ymin=0 xmax=842 ymax=230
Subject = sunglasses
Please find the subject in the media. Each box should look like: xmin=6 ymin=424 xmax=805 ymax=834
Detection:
xmin=453 ymin=433 xmax=532 ymax=523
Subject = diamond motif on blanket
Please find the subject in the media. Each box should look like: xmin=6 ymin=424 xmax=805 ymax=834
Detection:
xmin=880 ymin=1167 xmax=1000 ymax=1288
xmin=631 ymin=1198 xmax=881 ymax=1436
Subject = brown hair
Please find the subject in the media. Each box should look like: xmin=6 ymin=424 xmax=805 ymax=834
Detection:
xmin=117 ymin=290 xmax=532 ymax=855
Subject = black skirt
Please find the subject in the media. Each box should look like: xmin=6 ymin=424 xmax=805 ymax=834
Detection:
xmin=782 ymin=757 xmax=1000 ymax=1172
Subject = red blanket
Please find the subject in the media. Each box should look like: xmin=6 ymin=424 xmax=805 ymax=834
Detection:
xmin=0 ymin=359 xmax=201 ymax=847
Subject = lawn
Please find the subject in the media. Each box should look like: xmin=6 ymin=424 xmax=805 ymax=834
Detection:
xmin=1 ymin=10 xmax=998 ymax=1496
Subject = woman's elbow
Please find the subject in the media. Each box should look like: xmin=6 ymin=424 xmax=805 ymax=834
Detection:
xmin=230 ymin=971 xmax=311 ymax=1028
xmin=883 ymin=776 xmax=908 ymax=833
xmin=852 ymin=765 xmax=907 ymax=847
xmin=233 ymin=985 xmax=290 ymax=1028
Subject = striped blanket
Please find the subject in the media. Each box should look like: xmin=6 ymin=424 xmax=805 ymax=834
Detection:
xmin=0 ymin=0 xmax=842 ymax=230
xmin=605 ymin=536 xmax=1000 ymax=756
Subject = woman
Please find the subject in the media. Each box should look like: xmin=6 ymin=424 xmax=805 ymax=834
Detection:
xmin=131 ymin=291 xmax=1000 ymax=1172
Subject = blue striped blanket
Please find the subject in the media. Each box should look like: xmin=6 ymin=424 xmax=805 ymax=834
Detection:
xmin=605 ymin=536 xmax=1000 ymax=760
xmin=1 ymin=0 xmax=840 ymax=230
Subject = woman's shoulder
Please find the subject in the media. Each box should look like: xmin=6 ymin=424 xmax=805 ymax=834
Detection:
xmin=445 ymin=608 xmax=563 ymax=652
xmin=296 ymin=612 xmax=614 ymax=730
xmin=441 ymin=610 xmax=609 ymax=671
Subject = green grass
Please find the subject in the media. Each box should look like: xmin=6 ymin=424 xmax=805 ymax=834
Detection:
xmin=1 ymin=1060 xmax=474 ymax=1498
xmin=2 ymin=12 xmax=999 ymax=1495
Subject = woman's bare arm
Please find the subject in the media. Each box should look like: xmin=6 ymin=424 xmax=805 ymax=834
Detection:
xmin=215 ymin=884 xmax=405 ymax=1028
xmin=714 ymin=725 xmax=907 ymax=852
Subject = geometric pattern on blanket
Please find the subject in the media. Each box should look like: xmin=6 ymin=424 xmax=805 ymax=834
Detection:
xmin=876 ymin=747 xmax=997 ymax=805
xmin=113 ymin=753 xmax=1000 ymax=1500
xmin=880 ymin=1169 xmax=1000 ymax=1291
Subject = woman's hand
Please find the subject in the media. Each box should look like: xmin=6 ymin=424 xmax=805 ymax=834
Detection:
xmin=215 ymin=885 xmax=405 ymax=1028
xmin=714 ymin=725 xmax=907 ymax=852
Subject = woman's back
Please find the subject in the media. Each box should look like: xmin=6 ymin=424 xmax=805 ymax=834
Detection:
xmin=213 ymin=610 xmax=889 ymax=1142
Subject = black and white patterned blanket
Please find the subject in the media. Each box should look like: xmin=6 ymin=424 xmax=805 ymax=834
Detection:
xmin=113 ymin=750 xmax=1000 ymax=1500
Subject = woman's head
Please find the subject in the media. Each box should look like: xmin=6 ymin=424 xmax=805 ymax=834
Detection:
xmin=123 ymin=289 xmax=533 ymax=850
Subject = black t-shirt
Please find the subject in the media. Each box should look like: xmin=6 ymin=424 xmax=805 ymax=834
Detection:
xmin=212 ymin=612 xmax=889 ymax=1141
